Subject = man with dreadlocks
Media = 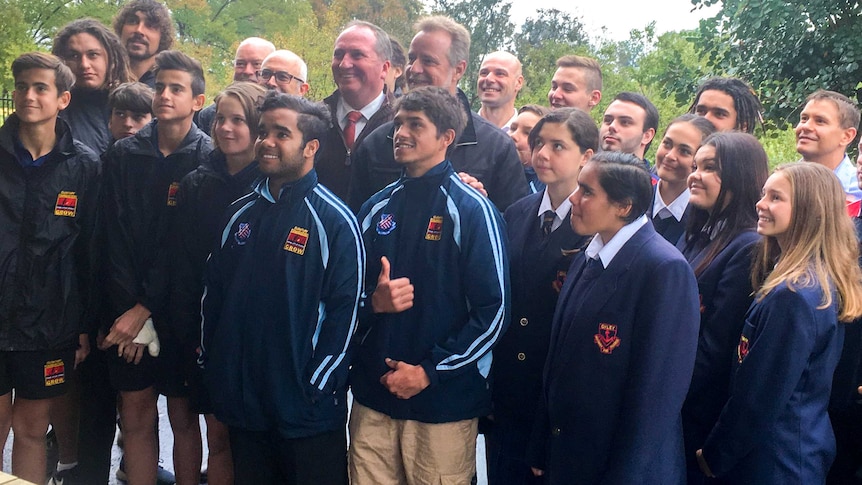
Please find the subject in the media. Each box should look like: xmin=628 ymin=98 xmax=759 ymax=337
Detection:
xmin=688 ymin=77 xmax=763 ymax=134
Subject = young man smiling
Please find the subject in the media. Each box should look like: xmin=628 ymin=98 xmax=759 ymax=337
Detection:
xmin=350 ymin=86 xmax=509 ymax=484
xmin=100 ymin=50 xmax=211 ymax=485
xmin=796 ymin=90 xmax=861 ymax=200
xmin=201 ymin=92 xmax=363 ymax=484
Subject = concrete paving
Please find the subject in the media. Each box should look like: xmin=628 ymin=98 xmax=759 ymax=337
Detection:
xmin=2 ymin=395 xmax=489 ymax=484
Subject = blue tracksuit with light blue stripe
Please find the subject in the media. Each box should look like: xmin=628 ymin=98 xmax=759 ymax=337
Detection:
xmin=201 ymin=169 xmax=364 ymax=439
xmin=352 ymin=160 xmax=510 ymax=423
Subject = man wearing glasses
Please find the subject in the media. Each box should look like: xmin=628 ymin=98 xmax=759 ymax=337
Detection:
xmin=317 ymin=20 xmax=394 ymax=201
xmin=258 ymin=49 xmax=309 ymax=96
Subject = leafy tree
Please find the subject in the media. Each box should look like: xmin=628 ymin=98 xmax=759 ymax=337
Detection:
xmin=323 ymin=0 xmax=423 ymax=46
xmin=514 ymin=8 xmax=588 ymax=54
xmin=636 ymin=29 xmax=710 ymax=107
xmin=693 ymin=0 xmax=862 ymax=124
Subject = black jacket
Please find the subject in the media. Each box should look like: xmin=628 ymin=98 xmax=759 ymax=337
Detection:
xmin=170 ymin=151 xmax=260 ymax=342
xmin=60 ymin=88 xmax=112 ymax=155
xmin=348 ymin=89 xmax=529 ymax=212
xmin=0 ymin=115 xmax=101 ymax=350
xmin=101 ymin=120 xmax=212 ymax=331
xmin=316 ymin=89 xmax=395 ymax=201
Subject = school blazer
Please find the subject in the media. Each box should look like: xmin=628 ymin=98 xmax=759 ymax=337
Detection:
xmin=680 ymin=230 xmax=759 ymax=483
xmin=531 ymin=222 xmax=700 ymax=485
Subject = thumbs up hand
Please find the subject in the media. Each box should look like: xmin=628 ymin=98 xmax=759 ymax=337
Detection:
xmin=371 ymin=256 xmax=414 ymax=313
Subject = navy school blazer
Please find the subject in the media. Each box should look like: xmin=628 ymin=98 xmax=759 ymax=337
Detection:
xmin=679 ymin=229 xmax=759 ymax=484
xmin=529 ymin=221 xmax=700 ymax=485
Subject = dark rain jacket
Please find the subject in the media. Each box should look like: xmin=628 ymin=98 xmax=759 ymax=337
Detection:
xmin=101 ymin=120 xmax=212 ymax=331
xmin=0 ymin=115 xmax=101 ymax=350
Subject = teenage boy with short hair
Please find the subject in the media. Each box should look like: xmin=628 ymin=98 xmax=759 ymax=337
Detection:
xmin=108 ymin=81 xmax=154 ymax=141
xmin=201 ymin=92 xmax=364 ymax=483
xmin=350 ymin=86 xmax=509 ymax=484
xmin=0 ymin=52 xmax=100 ymax=484
xmin=100 ymin=49 xmax=211 ymax=485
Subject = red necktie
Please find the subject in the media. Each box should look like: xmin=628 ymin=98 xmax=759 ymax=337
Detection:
xmin=343 ymin=111 xmax=362 ymax=150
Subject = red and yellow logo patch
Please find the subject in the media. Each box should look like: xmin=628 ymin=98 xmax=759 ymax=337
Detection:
xmin=594 ymin=323 xmax=621 ymax=354
xmin=44 ymin=359 xmax=65 ymax=387
xmin=284 ymin=226 xmax=309 ymax=255
xmin=54 ymin=191 xmax=78 ymax=217
xmin=425 ymin=215 xmax=443 ymax=241
xmin=166 ymin=182 xmax=180 ymax=206
xmin=737 ymin=335 xmax=750 ymax=363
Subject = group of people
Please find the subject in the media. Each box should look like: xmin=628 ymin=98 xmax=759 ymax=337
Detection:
xmin=3 ymin=1 xmax=862 ymax=484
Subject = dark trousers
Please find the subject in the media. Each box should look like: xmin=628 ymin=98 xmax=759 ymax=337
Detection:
xmin=828 ymin=404 xmax=862 ymax=485
xmin=74 ymin=340 xmax=118 ymax=484
xmin=484 ymin=416 xmax=545 ymax=485
xmin=229 ymin=426 xmax=347 ymax=485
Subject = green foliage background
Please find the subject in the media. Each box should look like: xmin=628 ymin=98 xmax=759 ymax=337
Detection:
xmin=2 ymin=0 xmax=856 ymax=166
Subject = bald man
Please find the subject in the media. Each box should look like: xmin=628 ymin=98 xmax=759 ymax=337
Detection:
xmin=197 ymin=37 xmax=276 ymax=134
xmin=258 ymin=49 xmax=309 ymax=95
xmin=477 ymin=51 xmax=524 ymax=130
xmin=233 ymin=37 xmax=275 ymax=83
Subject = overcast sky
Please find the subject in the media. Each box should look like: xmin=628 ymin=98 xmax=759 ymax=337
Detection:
xmin=509 ymin=0 xmax=722 ymax=41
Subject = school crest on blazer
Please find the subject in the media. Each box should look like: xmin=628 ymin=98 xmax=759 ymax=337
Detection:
xmin=737 ymin=335 xmax=750 ymax=363
xmin=594 ymin=323 xmax=621 ymax=354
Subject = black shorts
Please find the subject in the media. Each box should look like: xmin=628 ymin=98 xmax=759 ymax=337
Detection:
xmin=106 ymin=344 xmax=158 ymax=392
xmin=0 ymin=349 xmax=76 ymax=399
xmin=154 ymin=333 xmax=198 ymax=399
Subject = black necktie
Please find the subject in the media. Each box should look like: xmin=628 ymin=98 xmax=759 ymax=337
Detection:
xmin=652 ymin=214 xmax=674 ymax=236
xmin=541 ymin=210 xmax=556 ymax=236
xmin=582 ymin=256 xmax=604 ymax=280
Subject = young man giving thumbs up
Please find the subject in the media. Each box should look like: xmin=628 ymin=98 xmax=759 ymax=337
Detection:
xmin=350 ymin=86 xmax=510 ymax=484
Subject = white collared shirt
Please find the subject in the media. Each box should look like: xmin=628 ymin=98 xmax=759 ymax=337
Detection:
xmin=652 ymin=187 xmax=690 ymax=221
xmin=834 ymin=154 xmax=862 ymax=201
xmin=336 ymin=91 xmax=386 ymax=145
xmin=584 ymin=215 xmax=649 ymax=268
xmin=537 ymin=189 xmax=574 ymax=233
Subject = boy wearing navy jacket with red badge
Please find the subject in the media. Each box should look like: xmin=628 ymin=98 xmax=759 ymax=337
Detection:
xmin=350 ymin=86 xmax=509 ymax=484
xmin=201 ymin=92 xmax=363 ymax=484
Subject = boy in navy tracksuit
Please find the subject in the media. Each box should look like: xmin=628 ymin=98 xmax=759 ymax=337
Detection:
xmin=201 ymin=92 xmax=363 ymax=484
xmin=0 ymin=52 xmax=100 ymax=484
xmin=349 ymin=86 xmax=509 ymax=484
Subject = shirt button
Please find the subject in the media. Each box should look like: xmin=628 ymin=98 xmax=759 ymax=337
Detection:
xmin=551 ymin=427 xmax=561 ymax=436
xmin=517 ymin=352 xmax=526 ymax=361
xmin=519 ymin=317 xmax=528 ymax=326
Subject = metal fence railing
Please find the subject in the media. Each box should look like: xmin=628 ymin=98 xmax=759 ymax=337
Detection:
xmin=0 ymin=91 xmax=13 ymax=120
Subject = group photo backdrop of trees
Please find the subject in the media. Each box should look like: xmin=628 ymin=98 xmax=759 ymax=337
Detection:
xmin=1 ymin=0 xmax=860 ymax=163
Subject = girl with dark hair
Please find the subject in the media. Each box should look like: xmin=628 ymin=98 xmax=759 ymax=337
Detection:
xmin=486 ymin=107 xmax=595 ymax=485
xmin=696 ymin=162 xmax=862 ymax=483
xmin=528 ymin=151 xmax=700 ymax=484
xmin=679 ymin=132 xmax=769 ymax=484
xmin=650 ymin=114 xmax=716 ymax=245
